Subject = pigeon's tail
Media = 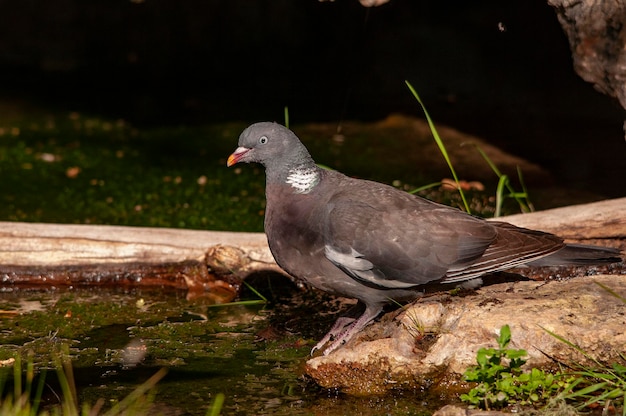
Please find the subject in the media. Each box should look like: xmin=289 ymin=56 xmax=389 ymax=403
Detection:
xmin=528 ymin=244 xmax=622 ymax=267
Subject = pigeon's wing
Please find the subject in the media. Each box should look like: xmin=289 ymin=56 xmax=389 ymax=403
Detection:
xmin=321 ymin=181 xmax=566 ymax=288
xmin=442 ymin=221 xmax=564 ymax=282
xmin=321 ymin=184 xmax=498 ymax=288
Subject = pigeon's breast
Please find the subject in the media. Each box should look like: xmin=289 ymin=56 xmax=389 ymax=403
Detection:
xmin=262 ymin=181 xmax=429 ymax=301
xmin=263 ymin=185 xmax=329 ymax=282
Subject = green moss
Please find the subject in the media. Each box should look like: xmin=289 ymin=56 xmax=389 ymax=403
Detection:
xmin=0 ymin=108 xmax=513 ymax=231
xmin=0 ymin=112 xmax=266 ymax=231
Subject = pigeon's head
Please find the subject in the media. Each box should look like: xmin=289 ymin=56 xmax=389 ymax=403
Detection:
xmin=227 ymin=122 xmax=312 ymax=168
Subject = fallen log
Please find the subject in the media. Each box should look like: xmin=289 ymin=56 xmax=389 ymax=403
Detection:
xmin=0 ymin=223 xmax=271 ymax=266
xmin=0 ymin=197 xmax=623 ymax=290
xmin=498 ymin=197 xmax=626 ymax=246
xmin=0 ymin=223 xmax=279 ymax=296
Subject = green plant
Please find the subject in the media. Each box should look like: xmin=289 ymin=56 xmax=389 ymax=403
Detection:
xmin=0 ymin=354 xmax=47 ymax=416
xmin=594 ymin=280 xmax=626 ymax=304
xmin=388 ymin=299 xmax=427 ymax=340
xmin=207 ymin=281 xmax=268 ymax=307
xmin=0 ymin=347 xmax=173 ymax=416
xmin=471 ymin=143 xmax=534 ymax=217
xmin=541 ymin=283 xmax=626 ymax=416
xmin=406 ymin=81 xmax=534 ymax=217
xmin=557 ymin=355 xmax=626 ymax=416
xmin=405 ymin=81 xmax=471 ymax=213
xmin=206 ymin=393 xmax=225 ymax=416
xmin=284 ymin=106 xmax=290 ymax=129
xmin=460 ymin=325 xmax=565 ymax=410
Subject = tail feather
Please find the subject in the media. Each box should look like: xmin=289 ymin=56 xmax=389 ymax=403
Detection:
xmin=528 ymin=244 xmax=622 ymax=266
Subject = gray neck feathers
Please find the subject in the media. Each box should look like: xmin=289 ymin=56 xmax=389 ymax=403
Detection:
xmin=266 ymin=148 xmax=320 ymax=194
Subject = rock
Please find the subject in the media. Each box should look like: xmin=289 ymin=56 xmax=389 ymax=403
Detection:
xmin=305 ymin=274 xmax=626 ymax=395
xmin=432 ymin=405 xmax=470 ymax=416
xmin=548 ymin=0 xmax=626 ymax=134
xmin=432 ymin=405 xmax=511 ymax=416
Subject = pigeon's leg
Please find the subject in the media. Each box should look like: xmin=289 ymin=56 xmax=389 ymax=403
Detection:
xmin=311 ymin=303 xmax=364 ymax=355
xmin=311 ymin=316 xmax=356 ymax=355
xmin=314 ymin=303 xmax=384 ymax=356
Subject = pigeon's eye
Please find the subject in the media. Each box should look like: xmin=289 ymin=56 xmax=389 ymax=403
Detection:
xmin=258 ymin=135 xmax=268 ymax=145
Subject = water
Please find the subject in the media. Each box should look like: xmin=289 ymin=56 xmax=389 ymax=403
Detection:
xmin=0 ymin=282 xmax=444 ymax=415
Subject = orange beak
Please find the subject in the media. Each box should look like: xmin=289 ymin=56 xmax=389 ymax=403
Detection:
xmin=227 ymin=147 xmax=250 ymax=167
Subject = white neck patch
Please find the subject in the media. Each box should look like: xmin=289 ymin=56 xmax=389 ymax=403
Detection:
xmin=286 ymin=166 xmax=319 ymax=194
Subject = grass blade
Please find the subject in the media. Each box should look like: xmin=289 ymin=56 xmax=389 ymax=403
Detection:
xmin=405 ymin=80 xmax=471 ymax=213
xmin=206 ymin=392 xmax=225 ymax=416
xmin=102 ymin=367 xmax=168 ymax=416
xmin=12 ymin=355 xmax=21 ymax=405
xmin=243 ymin=281 xmax=268 ymax=302
xmin=578 ymin=386 xmax=622 ymax=409
xmin=540 ymin=326 xmax=603 ymax=367
xmin=53 ymin=346 xmax=79 ymax=416
xmin=564 ymin=381 xmax=609 ymax=399
xmin=472 ymin=142 xmax=532 ymax=215
xmin=407 ymin=181 xmax=442 ymax=194
xmin=474 ymin=144 xmax=503 ymax=177
xmin=207 ymin=299 xmax=267 ymax=307
xmin=495 ymin=174 xmax=508 ymax=218
xmin=516 ymin=165 xmax=533 ymax=212
xmin=31 ymin=367 xmax=47 ymax=416
xmin=594 ymin=281 xmax=626 ymax=304
xmin=207 ymin=281 xmax=268 ymax=308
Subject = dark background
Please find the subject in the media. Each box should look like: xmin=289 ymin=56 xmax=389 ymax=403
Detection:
xmin=1 ymin=0 xmax=624 ymax=196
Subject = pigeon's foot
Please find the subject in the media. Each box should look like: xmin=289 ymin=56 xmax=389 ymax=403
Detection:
xmin=311 ymin=316 xmax=355 ymax=355
xmin=312 ymin=304 xmax=383 ymax=356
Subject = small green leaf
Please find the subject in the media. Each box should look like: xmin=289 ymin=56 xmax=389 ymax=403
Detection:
xmin=497 ymin=325 xmax=511 ymax=349
xmin=504 ymin=348 xmax=527 ymax=359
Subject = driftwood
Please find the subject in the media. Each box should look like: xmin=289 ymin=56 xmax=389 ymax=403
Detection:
xmin=0 ymin=224 xmax=270 ymax=266
xmin=0 ymin=223 xmax=278 ymax=295
xmin=497 ymin=197 xmax=626 ymax=247
xmin=0 ymin=197 xmax=623 ymax=290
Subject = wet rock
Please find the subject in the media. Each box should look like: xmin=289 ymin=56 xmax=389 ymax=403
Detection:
xmin=206 ymin=244 xmax=251 ymax=275
xmin=205 ymin=243 xmax=287 ymax=280
xmin=305 ymin=275 xmax=626 ymax=395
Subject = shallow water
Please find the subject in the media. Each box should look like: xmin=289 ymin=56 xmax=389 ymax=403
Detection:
xmin=0 ymin=282 xmax=445 ymax=415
